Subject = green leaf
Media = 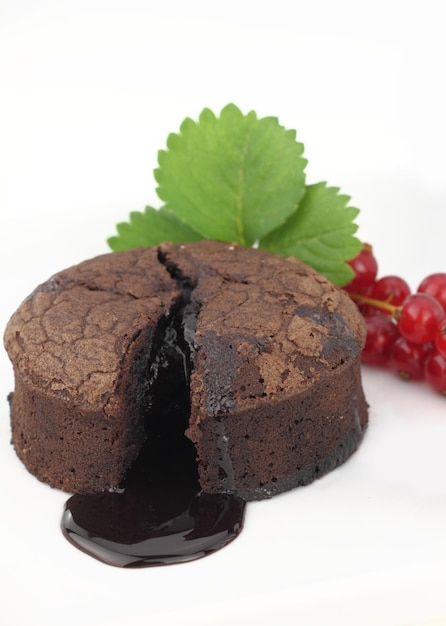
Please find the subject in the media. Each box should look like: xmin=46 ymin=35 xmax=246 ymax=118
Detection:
xmin=154 ymin=103 xmax=307 ymax=246
xmin=259 ymin=182 xmax=362 ymax=285
xmin=107 ymin=104 xmax=363 ymax=288
xmin=107 ymin=206 xmax=202 ymax=251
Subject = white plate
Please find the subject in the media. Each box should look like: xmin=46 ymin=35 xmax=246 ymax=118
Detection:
xmin=1 ymin=4 xmax=446 ymax=623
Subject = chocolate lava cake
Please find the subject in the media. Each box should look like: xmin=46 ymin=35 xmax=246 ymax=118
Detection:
xmin=4 ymin=241 xmax=368 ymax=500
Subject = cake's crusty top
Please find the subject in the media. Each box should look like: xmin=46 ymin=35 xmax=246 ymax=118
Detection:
xmin=4 ymin=247 xmax=179 ymax=410
xmin=158 ymin=241 xmax=366 ymax=418
xmin=4 ymin=241 xmax=365 ymax=416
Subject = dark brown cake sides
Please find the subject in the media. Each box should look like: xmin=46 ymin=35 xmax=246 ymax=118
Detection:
xmin=4 ymin=241 xmax=368 ymax=500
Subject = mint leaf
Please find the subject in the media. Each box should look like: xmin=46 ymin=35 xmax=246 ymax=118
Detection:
xmin=154 ymin=103 xmax=307 ymax=246
xmin=107 ymin=206 xmax=202 ymax=251
xmin=259 ymin=182 xmax=362 ymax=285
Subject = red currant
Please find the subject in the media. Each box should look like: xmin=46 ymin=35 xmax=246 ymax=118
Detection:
xmin=343 ymin=241 xmax=445 ymax=395
xmin=424 ymin=351 xmax=446 ymax=395
xmin=370 ymin=275 xmax=411 ymax=312
xmin=344 ymin=244 xmax=378 ymax=293
xmin=361 ymin=315 xmax=399 ymax=366
xmin=397 ymin=294 xmax=444 ymax=344
xmin=418 ymin=273 xmax=446 ymax=311
xmin=389 ymin=337 xmax=434 ymax=381
xmin=435 ymin=318 xmax=446 ymax=359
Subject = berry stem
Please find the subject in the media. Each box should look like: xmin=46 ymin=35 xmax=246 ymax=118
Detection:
xmin=348 ymin=292 xmax=403 ymax=318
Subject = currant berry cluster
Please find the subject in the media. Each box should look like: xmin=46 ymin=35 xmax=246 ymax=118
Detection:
xmin=343 ymin=244 xmax=446 ymax=395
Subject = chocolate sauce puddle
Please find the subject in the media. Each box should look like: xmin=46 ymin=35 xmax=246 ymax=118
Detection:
xmin=61 ymin=294 xmax=246 ymax=567
xmin=61 ymin=447 xmax=246 ymax=568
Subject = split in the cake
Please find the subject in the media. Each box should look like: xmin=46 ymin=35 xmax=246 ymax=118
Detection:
xmin=61 ymin=279 xmax=247 ymax=568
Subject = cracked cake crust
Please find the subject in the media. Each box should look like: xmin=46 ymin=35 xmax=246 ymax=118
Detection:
xmin=4 ymin=241 xmax=368 ymax=497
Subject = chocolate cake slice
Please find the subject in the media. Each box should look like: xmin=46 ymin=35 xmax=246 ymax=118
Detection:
xmin=160 ymin=241 xmax=368 ymax=499
xmin=4 ymin=241 xmax=368 ymax=499
xmin=4 ymin=247 xmax=180 ymax=493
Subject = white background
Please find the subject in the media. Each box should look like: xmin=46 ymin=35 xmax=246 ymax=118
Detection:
xmin=1 ymin=1 xmax=446 ymax=625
